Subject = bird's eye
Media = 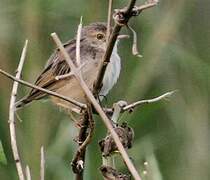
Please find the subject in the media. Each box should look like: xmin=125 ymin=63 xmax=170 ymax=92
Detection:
xmin=96 ymin=33 xmax=105 ymax=40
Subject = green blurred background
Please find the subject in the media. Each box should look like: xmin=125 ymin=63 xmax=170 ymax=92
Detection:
xmin=0 ymin=0 xmax=209 ymax=179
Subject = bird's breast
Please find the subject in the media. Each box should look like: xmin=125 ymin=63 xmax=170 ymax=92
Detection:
xmin=100 ymin=50 xmax=121 ymax=97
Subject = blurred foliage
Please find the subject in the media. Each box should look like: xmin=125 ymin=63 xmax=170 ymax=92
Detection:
xmin=0 ymin=0 xmax=210 ymax=179
xmin=0 ymin=141 xmax=7 ymax=165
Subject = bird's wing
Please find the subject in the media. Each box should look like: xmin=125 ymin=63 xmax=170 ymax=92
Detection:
xmin=16 ymin=39 xmax=76 ymax=108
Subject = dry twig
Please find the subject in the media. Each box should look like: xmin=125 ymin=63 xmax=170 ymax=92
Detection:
xmin=104 ymin=91 xmax=176 ymax=115
xmin=76 ymin=107 xmax=94 ymax=155
xmin=40 ymin=146 xmax=45 ymax=180
xmin=127 ymin=25 xmax=143 ymax=57
xmin=73 ymin=113 xmax=89 ymax=178
xmin=76 ymin=16 xmax=83 ymax=68
xmin=71 ymin=19 xmax=94 ymax=180
xmin=9 ymin=40 xmax=28 ymax=180
xmin=106 ymin=0 xmax=113 ymax=44
xmin=72 ymin=105 xmax=94 ymax=179
xmin=0 ymin=69 xmax=87 ymax=110
xmin=25 ymin=165 xmax=31 ymax=180
xmin=135 ymin=0 xmax=159 ymax=13
xmin=123 ymin=90 xmax=175 ymax=111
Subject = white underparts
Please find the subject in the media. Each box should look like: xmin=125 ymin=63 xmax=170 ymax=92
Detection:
xmin=99 ymin=43 xmax=121 ymax=99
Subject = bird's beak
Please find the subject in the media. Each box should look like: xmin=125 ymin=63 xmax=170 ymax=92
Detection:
xmin=117 ymin=34 xmax=129 ymax=40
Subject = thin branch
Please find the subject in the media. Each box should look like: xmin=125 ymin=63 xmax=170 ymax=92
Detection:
xmin=77 ymin=108 xmax=94 ymax=153
xmin=76 ymin=16 xmax=83 ymax=68
xmin=51 ymin=33 xmax=141 ymax=180
xmin=9 ymin=40 xmax=28 ymax=180
xmin=25 ymin=165 xmax=31 ymax=180
xmin=111 ymin=101 xmax=127 ymax=123
xmin=106 ymin=0 xmax=113 ymax=44
xmin=73 ymin=113 xmax=89 ymax=180
xmin=55 ymin=72 xmax=73 ymax=80
xmin=72 ymin=105 xmax=94 ymax=179
xmin=0 ymin=69 xmax=87 ymax=110
xmin=55 ymin=62 xmax=86 ymax=80
xmin=135 ymin=0 xmax=159 ymax=13
xmin=123 ymin=91 xmax=176 ymax=111
xmin=40 ymin=146 xmax=45 ymax=180
xmin=104 ymin=91 xmax=176 ymax=115
xmin=55 ymin=26 xmax=87 ymax=79
xmin=127 ymin=25 xmax=143 ymax=57
xmin=73 ymin=19 xmax=92 ymax=180
xmin=93 ymin=24 xmax=121 ymax=95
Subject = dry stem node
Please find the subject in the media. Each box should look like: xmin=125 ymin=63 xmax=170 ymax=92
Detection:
xmin=99 ymin=123 xmax=134 ymax=157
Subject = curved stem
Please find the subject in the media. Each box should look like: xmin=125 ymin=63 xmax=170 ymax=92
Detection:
xmin=9 ymin=40 xmax=28 ymax=180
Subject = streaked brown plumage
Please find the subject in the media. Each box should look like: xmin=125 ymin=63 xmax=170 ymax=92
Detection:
xmin=16 ymin=22 xmax=121 ymax=113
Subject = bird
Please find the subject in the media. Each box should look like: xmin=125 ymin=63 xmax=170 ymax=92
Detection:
xmin=16 ymin=22 xmax=124 ymax=114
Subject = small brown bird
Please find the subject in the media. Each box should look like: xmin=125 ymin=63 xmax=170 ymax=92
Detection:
xmin=16 ymin=22 xmax=123 ymax=113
